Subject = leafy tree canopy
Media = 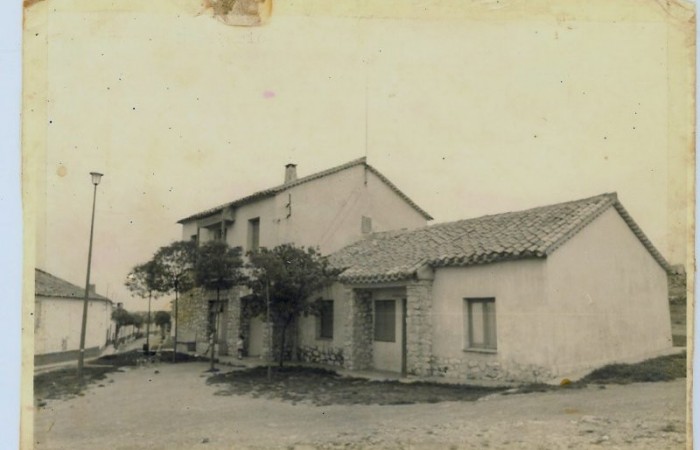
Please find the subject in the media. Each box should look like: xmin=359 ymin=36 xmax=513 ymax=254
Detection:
xmin=246 ymin=244 xmax=339 ymax=366
xmin=125 ymin=260 xmax=164 ymax=299
xmin=194 ymin=240 xmax=246 ymax=293
xmin=247 ymin=244 xmax=338 ymax=322
xmin=154 ymin=310 xmax=171 ymax=328
xmin=153 ymin=240 xmax=198 ymax=295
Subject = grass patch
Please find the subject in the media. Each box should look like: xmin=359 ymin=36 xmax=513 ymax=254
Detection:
xmin=578 ymin=352 xmax=686 ymax=385
xmin=207 ymin=365 xmax=506 ymax=406
xmin=34 ymin=366 xmax=119 ymax=402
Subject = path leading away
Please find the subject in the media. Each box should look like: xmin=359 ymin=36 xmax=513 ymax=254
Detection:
xmin=34 ymin=362 xmax=686 ymax=449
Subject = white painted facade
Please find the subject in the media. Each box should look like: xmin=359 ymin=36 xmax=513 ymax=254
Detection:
xmin=181 ymin=164 xmax=428 ymax=255
xmin=179 ymin=160 xmax=430 ymax=356
xmin=34 ymin=296 xmax=113 ymax=356
xmin=428 ymin=207 xmax=672 ymax=379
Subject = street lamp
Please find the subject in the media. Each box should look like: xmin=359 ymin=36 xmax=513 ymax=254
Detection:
xmin=77 ymin=171 xmax=103 ymax=379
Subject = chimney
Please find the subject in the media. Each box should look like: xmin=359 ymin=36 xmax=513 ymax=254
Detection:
xmin=284 ymin=163 xmax=297 ymax=184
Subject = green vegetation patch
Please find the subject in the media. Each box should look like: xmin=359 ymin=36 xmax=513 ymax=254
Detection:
xmin=207 ymin=365 xmax=505 ymax=406
xmin=578 ymin=352 xmax=686 ymax=385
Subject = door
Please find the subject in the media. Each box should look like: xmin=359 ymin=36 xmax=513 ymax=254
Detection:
xmin=372 ymin=299 xmax=405 ymax=373
xmin=248 ymin=316 xmax=265 ymax=357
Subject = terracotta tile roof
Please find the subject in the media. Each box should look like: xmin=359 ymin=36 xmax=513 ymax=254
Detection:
xmin=177 ymin=157 xmax=433 ymax=223
xmin=330 ymin=193 xmax=671 ymax=284
xmin=35 ymin=268 xmax=112 ymax=302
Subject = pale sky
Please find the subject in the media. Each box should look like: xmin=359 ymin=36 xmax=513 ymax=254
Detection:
xmin=27 ymin=0 xmax=694 ymax=311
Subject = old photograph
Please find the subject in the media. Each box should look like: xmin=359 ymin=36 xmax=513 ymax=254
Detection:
xmin=22 ymin=0 xmax=694 ymax=448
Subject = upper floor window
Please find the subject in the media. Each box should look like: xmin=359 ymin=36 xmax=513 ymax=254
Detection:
xmin=464 ymin=298 xmax=497 ymax=351
xmin=248 ymin=218 xmax=260 ymax=252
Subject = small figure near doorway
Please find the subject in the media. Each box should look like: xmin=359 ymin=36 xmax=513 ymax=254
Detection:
xmin=237 ymin=334 xmax=245 ymax=360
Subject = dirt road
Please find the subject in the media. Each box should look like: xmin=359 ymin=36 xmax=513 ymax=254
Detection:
xmin=34 ymin=362 xmax=686 ymax=449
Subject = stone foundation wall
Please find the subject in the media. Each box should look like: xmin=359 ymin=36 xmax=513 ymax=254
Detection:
xmin=430 ymin=354 xmax=554 ymax=383
xmin=342 ymin=288 xmax=373 ymax=370
xmin=175 ymin=287 xmax=248 ymax=357
xmin=297 ymin=344 xmax=344 ymax=366
xmin=174 ymin=288 xmax=208 ymax=351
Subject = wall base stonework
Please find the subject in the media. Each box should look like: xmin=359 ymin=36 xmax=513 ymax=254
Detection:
xmin=297 ymin=345 xmax=344 ymax=366
xmin=430 ymin=355 xmax=554 ymax=383
xmin=175 ymin=288 xmax=209 ymax=351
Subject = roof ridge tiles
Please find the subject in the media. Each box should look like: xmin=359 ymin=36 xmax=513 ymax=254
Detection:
xmin=331 ymin=191 xmax=670 ymax=284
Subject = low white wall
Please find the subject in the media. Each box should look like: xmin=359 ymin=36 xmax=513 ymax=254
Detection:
xmin=297 ymin=283 xmax=349 ymax=365
xmin=35 ymin=296 xmax=112 ymax=355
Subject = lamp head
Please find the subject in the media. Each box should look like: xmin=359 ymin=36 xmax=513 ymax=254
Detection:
xmin=90 ymin=172 xmax=104 ymax=186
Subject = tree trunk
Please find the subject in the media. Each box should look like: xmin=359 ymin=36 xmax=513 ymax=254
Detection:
xmin=278 ymin=316 xmax=293 ymax=368
xmin=210 ymin=287 xmax=220 ymax=371
xmin=114 ymin=325 xmax=120 ymax=347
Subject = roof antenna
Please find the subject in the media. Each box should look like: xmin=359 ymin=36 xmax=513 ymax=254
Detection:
xmin=364 ymin=69 xmax=369 ymax=186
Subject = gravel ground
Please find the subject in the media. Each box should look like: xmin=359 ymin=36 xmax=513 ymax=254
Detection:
xmin=33 ymin=361 xmax=686 ymax=449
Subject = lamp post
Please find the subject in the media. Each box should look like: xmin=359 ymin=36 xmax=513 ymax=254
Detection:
xmin=77 ymin=171 xmax=103 ymax=379
xmin=266 ymin=276 xmax=272 ymax=381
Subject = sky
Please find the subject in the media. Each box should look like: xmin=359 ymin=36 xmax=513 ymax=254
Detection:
xmin=24 ymin=0 xmax=694 ymax=314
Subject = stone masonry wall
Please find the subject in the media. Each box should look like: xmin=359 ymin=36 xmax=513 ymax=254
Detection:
xmin=342 ymin=288 xmax=373 ymax=370
xmin=174 ymin=288 xmax=209 ymax=354
xmin=406 ymin=280 xmax=433 ymax=376
xmin=297 ymin=344 xmax=344 ymax=367
xmin=220 ymin=287 xmax=243 ymax=356
xmin=430 ymin=353 xmax=555 ymax=383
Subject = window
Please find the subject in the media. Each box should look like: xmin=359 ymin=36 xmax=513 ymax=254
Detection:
xmin=317 ymin=300 xmax=334 ymax=339
xmin=465 ymin=298 xmax=497 ymax=350
xmin=361 ymin=216 xmax=372 ymax=234
xmin=374 ymin=300 xmax=396 ymax=342
xmin=248 ymin=218 xmax=260 ymax=252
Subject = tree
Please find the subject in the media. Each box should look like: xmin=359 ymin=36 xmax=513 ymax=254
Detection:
xmin=152 ymin=240 xmax=197 ymax=361
xmin=112 ymin=306 xmax=133 ymax=345
xmin=154 ymin=311 xmax=171 ymax=339
xmin=125 ymin=260 xmax=163 ymax=351
xmin=247 ymin=244 xmax=338 ymax=368
xmin=132 ymin=313 xmax=144 ymax=332
xmin=193 ymin=240 xmax=246 ymax=370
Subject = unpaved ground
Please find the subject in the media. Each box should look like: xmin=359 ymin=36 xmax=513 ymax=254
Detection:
xmin=33 ymin=362 xmax=686 ymax=450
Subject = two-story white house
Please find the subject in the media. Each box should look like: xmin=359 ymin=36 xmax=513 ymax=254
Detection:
xmin=175 ymin=157 xmax=432 ymax=356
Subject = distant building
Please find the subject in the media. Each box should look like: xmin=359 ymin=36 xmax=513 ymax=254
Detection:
xmin=34 ymin=269 xmax=114 ymax=365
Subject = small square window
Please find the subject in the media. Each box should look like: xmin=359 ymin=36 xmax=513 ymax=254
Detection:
xmin=464 ymin=298 xmax=497 ymax=350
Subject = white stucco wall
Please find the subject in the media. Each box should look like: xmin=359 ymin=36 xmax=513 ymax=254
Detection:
xmin=430 ymin=260 xmax=549 ymax=372
xmin=34 ymin=296 xmax=113 ymax=355
xmin=275 ymin=165 xmax=427 ymax=255
xmin=181 ymin=164 xmax=428 ymax=256
xmin=297 ymin=283 xmax=349 ymax=354
xmin=544 ymin=207 xmax=672 ymax=375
